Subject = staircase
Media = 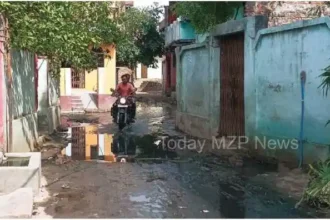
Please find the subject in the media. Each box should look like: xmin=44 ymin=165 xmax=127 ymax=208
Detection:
xmin=70 ymin=96 xmax=85 ymax=113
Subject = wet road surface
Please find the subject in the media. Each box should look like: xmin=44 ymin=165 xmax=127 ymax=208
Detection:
xmin=35 ymin=102 xmax=320 ymax=218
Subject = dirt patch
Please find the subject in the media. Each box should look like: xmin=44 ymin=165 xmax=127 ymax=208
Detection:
xmin=139 ymin=81 xmax=162 ymax=92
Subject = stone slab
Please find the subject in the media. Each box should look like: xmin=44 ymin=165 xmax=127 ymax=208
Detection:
xmin=0 ymin=188 xmax=33 ymax=218
xmin=0 ymin=152 xmax=41 ymax=195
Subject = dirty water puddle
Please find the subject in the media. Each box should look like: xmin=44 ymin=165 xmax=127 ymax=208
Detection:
xmin=60 ymin=124 xmax=178 ymax=164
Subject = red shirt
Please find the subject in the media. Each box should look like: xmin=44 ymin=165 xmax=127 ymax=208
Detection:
xmin=116 ymin=82 xmax=134 ymax=97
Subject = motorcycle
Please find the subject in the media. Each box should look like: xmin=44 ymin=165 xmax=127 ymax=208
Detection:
xmin=110 ymin=88 xmax=135 ymax=130
xmin=111 ymin=133 xmax=137 ymax=162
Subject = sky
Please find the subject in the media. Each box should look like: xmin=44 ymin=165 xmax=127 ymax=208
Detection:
xmin=133 ymin=0 xmax=170 ymax=21
xmin=133 ymin=0 xmax=169 ymax=8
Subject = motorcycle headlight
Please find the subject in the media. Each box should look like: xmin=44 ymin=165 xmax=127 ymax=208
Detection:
xmin=119 ymin=97 xmax=126 ymax=104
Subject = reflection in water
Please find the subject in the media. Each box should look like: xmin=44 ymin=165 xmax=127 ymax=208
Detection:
xmin=133 ymin=134 xmax=177 ymax=160
xmin=62 ymin=125 xmax=178 ymax=163
xmin=112 ymin=133 xmax=137 ymax=162
xmin=0 ymin=157 xmax=30 ymax=167
xmin=62 ymin=125 xmax=116 ymax=162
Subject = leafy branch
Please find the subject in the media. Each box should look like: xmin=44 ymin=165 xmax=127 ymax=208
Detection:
xmin=115 ymin=4 xmax=164 ymax=68
xmin=0 ymin=2 xmax=119 ymax=76
xmin=171 ymin=2 xmax=244 ymax=33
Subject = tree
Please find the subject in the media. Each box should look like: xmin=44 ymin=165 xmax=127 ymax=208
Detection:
xmin=0 ymin=2 xmax=119 ymax=75
xmin=115 ymin=5 xmax=164 ymax=68
xmin=172 ymin=2 xmax=244 ymax=33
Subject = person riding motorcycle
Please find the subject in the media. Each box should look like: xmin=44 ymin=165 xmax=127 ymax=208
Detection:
xmin=126 ymin=74 xmax=137 ymax=119
xmin=111 ymin=74 xmax=137 ymax=122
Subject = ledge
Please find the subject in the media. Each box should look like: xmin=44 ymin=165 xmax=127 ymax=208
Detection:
xmin=254 ymin=17 xmax=330 ymax=49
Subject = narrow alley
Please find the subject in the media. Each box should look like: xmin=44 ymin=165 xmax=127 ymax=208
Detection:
xmin=2 ymin=1 xmax=330 ymax=218
xmin=34 ymin=99 xmax=320 ymax=218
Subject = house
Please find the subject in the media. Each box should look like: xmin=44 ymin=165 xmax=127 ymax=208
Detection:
xmin=175 ymin=2 xmax=330 ymax=164
xmin=0 ymin=18 xmax=61 ymax=152
xmin=59 ymin=1 xmax=134 ymax=113
xmin=109 ymin=1 xmax=134 ymax=19
xmin=59 ymin=44 xmax=117 ymax=112
xmin=159 ymin=2 xmax=196 ymax=97
xmin=136 ymin=57 xmax=163 ymax=80
xmin=61 ymin=125 xmax=115 ymax=161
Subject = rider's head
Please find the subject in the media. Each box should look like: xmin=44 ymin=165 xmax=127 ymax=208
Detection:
xmin=121 ymin=75 xmax=128 ymax=84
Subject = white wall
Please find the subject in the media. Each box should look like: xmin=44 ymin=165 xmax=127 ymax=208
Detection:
xmin=136 ymin=64 xmax=142 ymax=79
xmin=136 ymin=57 xmax=163 ymax=79
xmin=37 ymin=58 xmax=48 ymax=111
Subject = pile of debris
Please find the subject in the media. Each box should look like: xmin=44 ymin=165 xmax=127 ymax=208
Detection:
xmin=138 ymin=80 xmax=162 ymax=92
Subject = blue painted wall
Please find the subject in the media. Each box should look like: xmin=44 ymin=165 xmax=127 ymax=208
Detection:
xmin=253 ymin=18 xmax=330 ymax=161
xmin=165 ymin=20 xmax=195 ymax=47
xmin=177 ymin=16 xmax=330 ymax=162
xmin=179 ymin=21 xmax=195 ymax=40
xmin=254 ymin=20 xmax=330 ymax=144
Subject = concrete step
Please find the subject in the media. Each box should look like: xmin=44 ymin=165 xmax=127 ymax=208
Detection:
xmin=70 ymin=99 xmax=83 ymax=103
xmin=71 ymin=107 xmax=85 ymax=112
xmin=70 ymin=96 xmax=81 ymax=99
xmin=71 ymin=103 xmax=84 ymax=107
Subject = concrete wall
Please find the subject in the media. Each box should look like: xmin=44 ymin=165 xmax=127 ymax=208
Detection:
xmin=165 ymin=19 xmax=196 ymax=47
xmin=136 ymin=57 xmax=163 ymax=79
xmin=176 ymin=40 xmax=221 ymax=138
xmin=37 ymin=58 xmax=60 ymax=135
xmin=253 ymin=17 xmax=330 ymax=162
xmin=103 ymin=46 xmax=116 ymax=94
xmin=11 ymin=50 xmax=38 ymax=152
xmin=12 ymin=50 xmax=35 ymax=118
xmin=177 ymin=16 xmax=330 ymax=163
xmin=176 ymin=16 xmax=266 ymax=139
xmin=59 ymin=45 xmax=117 ymax=112
xmin=85 ymin=69 xmax=98 ymax=92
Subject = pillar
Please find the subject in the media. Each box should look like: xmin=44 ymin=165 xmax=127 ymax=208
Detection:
xmin=62 ymin=127 xmax=72 ymax=156
xmin=37 ymin=58 xmax=49 ymax=111
xmin=65 ymin=68 xmax=72 ymax=96
xmin=97 ymin=67 xmax=105 ymax=95
xmin=98 ymin=134 xmax=104 ymax=157
xmin=59 ymin=68 xmax=72 ymax=111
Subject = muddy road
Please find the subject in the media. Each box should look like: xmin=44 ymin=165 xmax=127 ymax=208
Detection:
xmin=34 ymin=102 xmax=320 ymax=218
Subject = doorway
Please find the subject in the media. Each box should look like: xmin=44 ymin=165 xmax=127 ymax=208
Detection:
xmin=219 ymin=32 xmax=245 ymax=136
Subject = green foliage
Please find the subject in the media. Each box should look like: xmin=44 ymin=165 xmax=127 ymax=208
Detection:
xmin=172 ymin=2 xmax=244 ymax=33
xmin=319 ymin=64 xmax=330 ymax=127
xmin=116 ymin=5 xmax=164 ymax=68
xmin=297 ymin=159 xmax=330 ymax=208
xmin=0 ymin=2 xmax=164 ymax=74
xmin=0 ymin=2 xmax=118 ymax=71
xmin=319 ymin=65 xmax=330 ymax=96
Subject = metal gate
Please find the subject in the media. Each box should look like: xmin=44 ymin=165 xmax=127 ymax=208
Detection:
xmin=71 ymin=68 xmax=85 ymax=88
xmin=71 ymin=127 xmax=86 ymax=160
xmin=219 ymin=32 xmax=245 ymax=136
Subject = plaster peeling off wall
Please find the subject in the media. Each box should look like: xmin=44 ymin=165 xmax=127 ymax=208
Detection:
xmin=181 ymin=47 xmax=209 ymax=118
